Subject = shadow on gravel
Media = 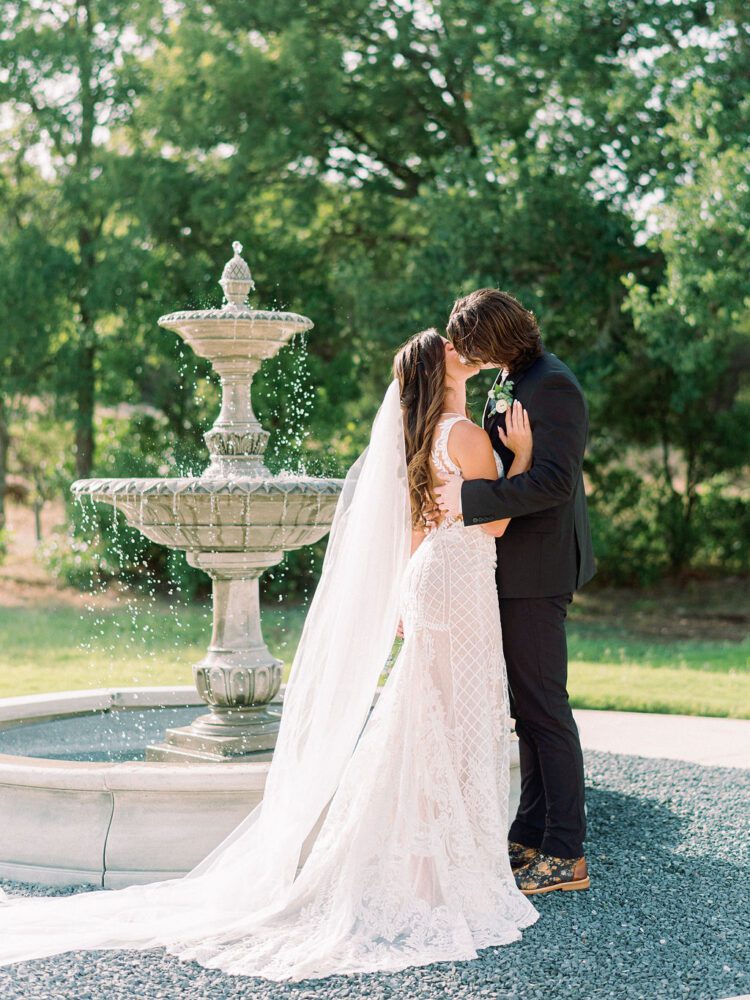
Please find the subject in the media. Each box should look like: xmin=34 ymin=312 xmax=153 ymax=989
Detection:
xmin=0 ymin=751 xmax=748 ymax=1000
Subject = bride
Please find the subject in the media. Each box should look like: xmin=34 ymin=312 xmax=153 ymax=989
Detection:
xmin=0 ymin=327 xmax=538 ymax=981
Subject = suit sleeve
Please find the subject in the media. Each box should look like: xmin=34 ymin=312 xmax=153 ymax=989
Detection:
xmin=461 ymin=373 xmax=588 ymax=524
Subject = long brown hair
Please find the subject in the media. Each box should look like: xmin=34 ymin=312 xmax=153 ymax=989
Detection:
xmin=393 ymin=328 xmax=450 ymax=528
xmin=446 ymin=288 xmax=543 ymax=370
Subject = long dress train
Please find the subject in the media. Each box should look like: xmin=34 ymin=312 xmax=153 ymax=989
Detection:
xmin=160 ymin=414 xmax=538 ymax=979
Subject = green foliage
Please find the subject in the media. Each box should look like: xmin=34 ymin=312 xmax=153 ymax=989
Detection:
xmin=10 ymin=409 xmax=74 ymax=514
xmin=38 ymin=525 xmax=120 ymax=591
xmin=692 ymin=484 xmax=750 ymax=577
xmin=1 ymin=0 xmax=749 ymax=594
xmin=587 ymin=458 xmax=750 ymax=587
xmin=604 ymin=79 xmax=750 ymax=574
xmin=586 ymin=461 xmax=669 ymax=586
xmin=0 ymin=527 xmax=10 ymax=565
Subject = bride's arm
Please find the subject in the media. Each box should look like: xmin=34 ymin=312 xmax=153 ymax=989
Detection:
xmin=396 ymin=526 xmax=428 ymax=636
xmin=411 ymin=526 xmax=427 ymax=555
xmin=449 ymin=412 xmax=532 ymax=538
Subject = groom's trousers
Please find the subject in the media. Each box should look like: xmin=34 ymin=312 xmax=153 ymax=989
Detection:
xmin=500 ymin=593 xmax=587 ymax=859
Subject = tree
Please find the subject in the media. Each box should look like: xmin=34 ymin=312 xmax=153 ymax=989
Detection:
xmin=600 ymin=80 xmax=750 ymax=575
xmin=131 ymin=0 xmax=708 ymax=447
xmin=0 ymin=0 xmax=162 ymax=477
xmin=2 ymin=0 xmax=747 ymax=589
xmin=0 ymin=139 xmax=72 ymax=531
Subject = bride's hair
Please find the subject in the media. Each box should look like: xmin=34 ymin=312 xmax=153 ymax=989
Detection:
xmin=393 ymin=328 xmax=449 ymax=528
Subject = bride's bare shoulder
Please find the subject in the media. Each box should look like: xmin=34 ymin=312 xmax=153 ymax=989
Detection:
xmin=446 ymin=419 xmax=495 ymax=472
xmin=449 ymin=418 xmax=490 ymax=446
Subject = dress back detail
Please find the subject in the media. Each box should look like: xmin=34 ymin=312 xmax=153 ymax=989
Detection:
xmin=427 ymin=414 xmax=470 ymax=533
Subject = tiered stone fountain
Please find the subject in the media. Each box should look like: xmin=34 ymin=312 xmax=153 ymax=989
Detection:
xmin=0 ymin=244 xmax=349 ymax=888
xmin=72 ymin=242 xmax=342 ymax=762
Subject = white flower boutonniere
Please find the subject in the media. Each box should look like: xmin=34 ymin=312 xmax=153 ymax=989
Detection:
xmin=488 ymin=376 xmax=515 ymax=415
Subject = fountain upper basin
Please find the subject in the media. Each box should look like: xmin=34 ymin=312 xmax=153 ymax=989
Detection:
xmin=157 ymin=308 xmax=313 ymax=362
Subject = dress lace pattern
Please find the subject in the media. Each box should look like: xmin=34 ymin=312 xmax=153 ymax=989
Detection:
xmin=425 ymin=413 xmax=466 ymax=533
xmin=163 ymin=415 xmax=538 ymax=980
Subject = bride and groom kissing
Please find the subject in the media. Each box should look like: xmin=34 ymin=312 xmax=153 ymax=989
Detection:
xmin=0 ymin=287 xmax=596 ymax=983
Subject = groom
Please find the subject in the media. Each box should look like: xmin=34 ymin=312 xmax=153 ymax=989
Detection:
xmin=436 ymin=288 xmax=596 ymax=896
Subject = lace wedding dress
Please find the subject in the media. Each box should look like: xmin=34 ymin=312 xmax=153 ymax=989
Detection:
xmin=0 ymin=390 xmax=538 ymax=981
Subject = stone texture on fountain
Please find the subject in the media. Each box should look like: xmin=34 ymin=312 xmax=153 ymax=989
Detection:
xmin=71 ymin=241 xmax=343 ymax=762
xmin=71 ymin=475 xmax=341 ymax=561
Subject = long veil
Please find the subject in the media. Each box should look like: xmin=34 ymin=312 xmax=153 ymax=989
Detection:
xmin=0 ymin=379 xmax=411 ymax=967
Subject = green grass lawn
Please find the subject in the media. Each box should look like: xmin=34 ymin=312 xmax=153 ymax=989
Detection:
xmin=0 ymin=599 xmax=306 ymax=697
xmin=0 ymin=593 xmax=748 ymax=718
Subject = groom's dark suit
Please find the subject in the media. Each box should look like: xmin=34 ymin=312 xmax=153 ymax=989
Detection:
xmin=461 ymin=349 xmax=595 ymax=859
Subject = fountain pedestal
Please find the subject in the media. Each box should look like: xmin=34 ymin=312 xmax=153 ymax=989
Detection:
xmin=147 ymin=553 xmax=284 ymax=761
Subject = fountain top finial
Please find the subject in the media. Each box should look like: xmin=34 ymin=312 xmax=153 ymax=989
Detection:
xmin=219 ymin=239 xmax=255 ymax=309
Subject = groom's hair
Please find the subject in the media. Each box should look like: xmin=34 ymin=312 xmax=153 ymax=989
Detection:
xmin=446 ymin=288 xmax=543 ymax=370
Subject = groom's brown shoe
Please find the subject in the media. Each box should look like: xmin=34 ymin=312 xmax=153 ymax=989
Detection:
xmin=515 ymin=852 xmax=590 ymax=894
xmin=508 ymin=840 xmax=540 ymax=871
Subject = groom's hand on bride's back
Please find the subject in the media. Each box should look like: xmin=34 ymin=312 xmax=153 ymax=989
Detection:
xmin=420 ymin=497 xmax=443 ymax=531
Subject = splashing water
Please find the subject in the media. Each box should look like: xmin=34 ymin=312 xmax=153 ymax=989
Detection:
xmin=68 ymin=493 xmax=212 ymax=753
xmin=262 ymin=332 xmax=315 ymax=476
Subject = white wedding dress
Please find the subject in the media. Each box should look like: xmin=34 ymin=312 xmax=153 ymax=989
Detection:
xmin=0 ymin=386 xmax=538 ymax=981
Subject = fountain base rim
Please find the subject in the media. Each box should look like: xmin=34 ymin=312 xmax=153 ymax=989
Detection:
xmin=0 ymin=686 xmax=519 ymax=888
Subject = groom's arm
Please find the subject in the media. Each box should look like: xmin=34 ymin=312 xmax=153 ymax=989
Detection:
xmin=461 ymin=373 xmax=588 ymax=525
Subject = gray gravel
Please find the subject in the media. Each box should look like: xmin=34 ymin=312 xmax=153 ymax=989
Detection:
xmin=0 ymin=750 xmax=748 ymax=1000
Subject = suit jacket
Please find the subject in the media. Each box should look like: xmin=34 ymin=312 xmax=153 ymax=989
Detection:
xmin=461 ymin=350 xmax=596 ymax=598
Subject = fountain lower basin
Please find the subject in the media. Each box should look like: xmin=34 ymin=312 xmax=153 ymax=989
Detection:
xmin=0 ymin=687 xmax=273 ymax=888
xmin=71 ymin=474 xmax=343 ymax=761
xmin=71 ymin=475 xmax=343 ymax=558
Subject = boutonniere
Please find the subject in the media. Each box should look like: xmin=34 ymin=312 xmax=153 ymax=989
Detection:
xmin=488 ymin=373 xmax=514 ymax=415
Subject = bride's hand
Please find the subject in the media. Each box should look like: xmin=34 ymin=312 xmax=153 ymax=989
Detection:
xmin=498 ymin=401 xmax=532 ymax=467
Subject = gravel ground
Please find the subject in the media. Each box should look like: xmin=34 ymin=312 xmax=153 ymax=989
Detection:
xmin=0 ymin=750 xmax=748 ymax=1000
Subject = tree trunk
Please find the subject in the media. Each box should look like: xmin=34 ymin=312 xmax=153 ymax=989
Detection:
xmin=0 ymin=399 xmax=8 ymax=532
xmin=74 ymin=337 xmax=96 ymax=479
xmin=72 ymin=0 xmax=97 ymax=481
xmin=34 ymin=500 xmax=43 ymax=543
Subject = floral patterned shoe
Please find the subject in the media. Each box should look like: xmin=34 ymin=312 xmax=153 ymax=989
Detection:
xmin=508 ymin=840 xmax=540 ymax=871
xmin=514 ymin=852 xmax=590 ymax=894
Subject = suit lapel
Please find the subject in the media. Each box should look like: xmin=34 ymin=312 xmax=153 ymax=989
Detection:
xmin=485 ymin=353 xmax=548 ymax=473
xmin=482 ymin=370 xmax=504 ymax=427
xmin=484 ymin=354 xmax=543 ymax=428
xmin=484 ymin=370 xmax=513 ymax=473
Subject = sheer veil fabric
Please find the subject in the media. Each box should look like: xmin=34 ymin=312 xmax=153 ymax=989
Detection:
xmin=0 ymin=379 xmax=538 ymax=979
